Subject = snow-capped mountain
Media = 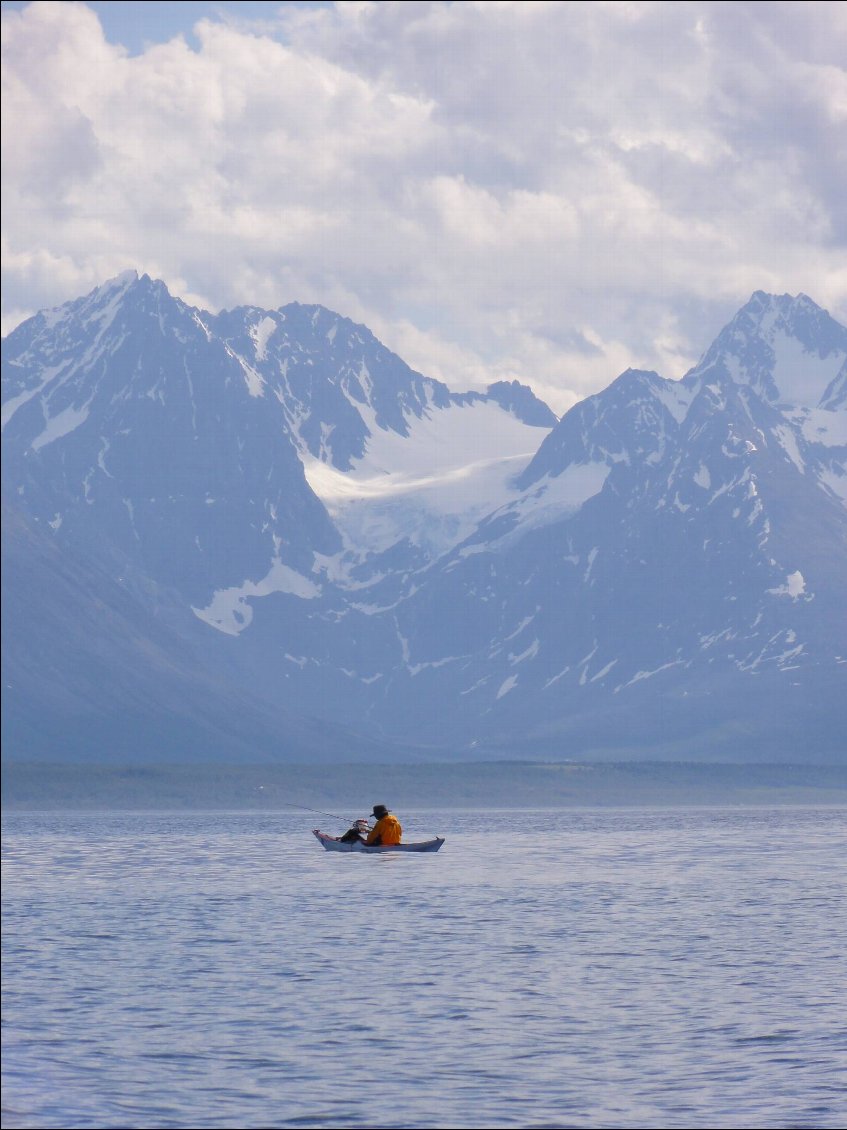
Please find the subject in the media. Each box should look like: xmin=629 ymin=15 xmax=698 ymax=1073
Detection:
xmin=365 ymin=292 xmax=846 ymax=755
xmin=3 ymin=280 xmax=845 ymax=763
xmin=2 ymin=273 xmax=555 ymax=625
xmin=207 ymin=301 xmax=557 ymax=588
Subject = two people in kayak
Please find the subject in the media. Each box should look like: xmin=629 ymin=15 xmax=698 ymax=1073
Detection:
xmin=338 ymin=804 xmax=402 ymax=846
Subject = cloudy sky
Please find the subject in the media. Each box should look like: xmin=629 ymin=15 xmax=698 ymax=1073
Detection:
xmin=2 ymin=1 xmax=845 ymax=411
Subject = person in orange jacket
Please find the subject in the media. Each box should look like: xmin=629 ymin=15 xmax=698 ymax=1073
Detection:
xmin=365 ymin=804 xmax=402 ymax=846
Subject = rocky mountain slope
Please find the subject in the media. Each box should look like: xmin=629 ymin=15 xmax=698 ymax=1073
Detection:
xmin=3 ymin=279 xmax=845 ymax=762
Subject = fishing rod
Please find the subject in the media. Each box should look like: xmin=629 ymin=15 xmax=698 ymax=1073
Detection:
xmin=278 ymin=801 xmax=351 ymax=822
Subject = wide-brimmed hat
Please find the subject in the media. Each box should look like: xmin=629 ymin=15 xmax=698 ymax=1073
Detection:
xmin=371 ymin=804 xmax=389 ymax=819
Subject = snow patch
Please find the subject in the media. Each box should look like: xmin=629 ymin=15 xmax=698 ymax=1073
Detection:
xmin=504 ymin=613 xmax=537 ymax=642
xmin=31 ymin=401 xmax=91 ymax=451
xmin=817 ymin=466 xmax=847 ymax=505
xmin=583 ymin=546 xmax=599 ymax=582
xmin=491 ymin=463 xmax=611 ymax=549
xmin=496 ymin=675 xmax=518 ymax=699
xmin=544 ymin=666 xmax=571 ymax=689
xmin=509 ymin=639 xmax=539 ymax=665
xmin=769 ymin=334 xmax=845 ymax=407
xmin=2 ymin=364 xmax=67 ymax=430
xmin=226 ymin=345 xmax=265 ymax=398
xmin=618 ymin=660 xmax=685 ymax=690
xmin=590 ymin=659 xmax=618 ymax=683
xmin=699 ymin=628 xmax=736 ymax=649
xmin=97 ymin=436 xmax=114 ymax=477
xmin=408 ymin=655 xmax=462 ymax=677
xmin=791 ymin=407 xmax=847 ymax=447
xmin=768 ymin=570 xmax=807 ymax=599
xmin=193 ymin=559 xmax=321 ymax=635
xmin=772 ymin=424 xmax=805 ymax=472
xmin=84 ymin=272 xmax=135 ymax=332
xmin=251 ymin=316 xmax=277 ymax=361
xmin=651 ymin=380 xmax=692 ymax=424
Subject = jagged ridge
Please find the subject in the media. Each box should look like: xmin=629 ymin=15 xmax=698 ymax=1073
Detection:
xmin=3 ymin=279 xmax=845 ymax=762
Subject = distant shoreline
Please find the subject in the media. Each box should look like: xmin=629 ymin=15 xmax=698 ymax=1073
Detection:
xmin=3 ymin=760 xmax=846 ymax=811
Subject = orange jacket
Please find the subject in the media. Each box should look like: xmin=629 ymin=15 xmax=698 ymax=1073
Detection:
xmin=366 ymin=814 xmax=402 ymax=846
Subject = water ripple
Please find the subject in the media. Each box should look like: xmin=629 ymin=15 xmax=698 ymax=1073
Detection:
xmin=2 ymin=806 xmax=846 ymax=1128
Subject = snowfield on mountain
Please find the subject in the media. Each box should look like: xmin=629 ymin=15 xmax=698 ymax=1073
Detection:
xmin=2 ymin=277 xmax=845 ymax=763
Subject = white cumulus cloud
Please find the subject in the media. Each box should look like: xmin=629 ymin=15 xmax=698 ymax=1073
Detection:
xmin=2 ymin=0 xmax=845 ymax=411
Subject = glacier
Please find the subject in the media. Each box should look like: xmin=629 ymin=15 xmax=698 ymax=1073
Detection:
xmin=2 ymin=278 xmax=845 ymax=764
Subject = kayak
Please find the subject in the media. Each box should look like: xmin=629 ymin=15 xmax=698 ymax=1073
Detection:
xmin=313 ymin=829 xmax=445 ymax=853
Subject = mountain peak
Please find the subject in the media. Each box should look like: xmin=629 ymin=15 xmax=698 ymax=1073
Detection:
xmin=86 ymin=269 xmax=151 ymax=307
xmin=746 ymin=288 xmax=817 ymax=307
xmin=103 ymin=268 xmax=140 ymax=290
xmin=728 ymin=290 xmax=842 ymax=342
xmin=691 ymin=291 xmax=847 ymax=409
xmin=484 ymin=380 xmax=558 ymax=427
xmin=3 ymin=276 xmax=846 ymax=763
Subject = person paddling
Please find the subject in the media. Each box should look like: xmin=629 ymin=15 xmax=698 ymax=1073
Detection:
xmin=365 ymin=804 xmax=402 ymax=846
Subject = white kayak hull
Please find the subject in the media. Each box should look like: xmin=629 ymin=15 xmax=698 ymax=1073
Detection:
xmin=313 ymin=829 xmax=444 ymax=853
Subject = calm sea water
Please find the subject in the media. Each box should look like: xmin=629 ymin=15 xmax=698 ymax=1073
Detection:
xmin=2 ymin=807 xmax=845 ymax=1129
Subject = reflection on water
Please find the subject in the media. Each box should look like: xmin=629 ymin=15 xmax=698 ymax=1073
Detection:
xmin=2 ymin=807 xmax=846 ymax=1128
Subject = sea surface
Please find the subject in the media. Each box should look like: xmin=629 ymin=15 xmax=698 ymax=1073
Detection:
xmin=2 ymin=807 xmax=845 ymax=1129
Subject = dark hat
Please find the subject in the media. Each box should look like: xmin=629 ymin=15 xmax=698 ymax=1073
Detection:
xmin=371 ymin=804 xmax=389 ymax=819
